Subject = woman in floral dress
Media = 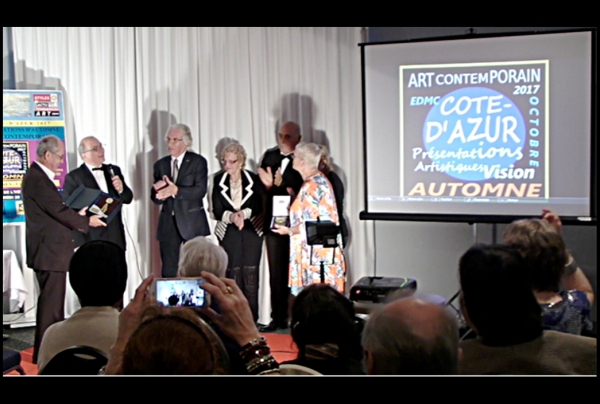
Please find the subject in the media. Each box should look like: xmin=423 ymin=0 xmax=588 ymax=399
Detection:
xmin=272 ymin=142 xmax=346 ymax=296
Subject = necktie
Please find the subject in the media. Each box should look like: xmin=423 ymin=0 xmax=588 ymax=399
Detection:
xmin=92 ymin=167 xmax=103 ymax=171
xmin=172 ymin=159 xmax=179 ymax=183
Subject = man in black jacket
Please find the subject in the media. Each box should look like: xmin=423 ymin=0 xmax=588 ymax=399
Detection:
xmin=151 ymin=124 xmax=210 ymax=277
xmin=63 ymin=136 xmax=133 ymax=251
xmin=257 ymin=121 xmax=304 ymax=331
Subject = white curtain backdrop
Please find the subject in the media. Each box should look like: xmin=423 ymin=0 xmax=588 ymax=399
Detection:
xmin=12 ymin=27 xmax=374 ymax=324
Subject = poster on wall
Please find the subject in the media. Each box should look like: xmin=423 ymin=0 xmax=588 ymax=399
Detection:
xmin=3 ymin=90 xmax=68 ymax=224
xmin=400 ymin=60 xmax=549 ymax=202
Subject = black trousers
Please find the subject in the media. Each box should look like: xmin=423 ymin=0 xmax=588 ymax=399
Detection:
xmin=160 ymin=213 xmax=185 ymax=278
xmin=33 ymin=270 xmax=66 ymax=364
xmin=265 ymin=233 xmax=291 ymax=325
xmin=220 ymin=223 xmax=262 ymax=321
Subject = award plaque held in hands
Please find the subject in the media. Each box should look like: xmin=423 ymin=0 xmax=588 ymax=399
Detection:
xmin=65 ymin=184 xmax=122 ymax=224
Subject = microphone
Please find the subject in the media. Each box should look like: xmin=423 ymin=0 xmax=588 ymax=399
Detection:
xmin=108 ymin=164 xmax=122 ymax=194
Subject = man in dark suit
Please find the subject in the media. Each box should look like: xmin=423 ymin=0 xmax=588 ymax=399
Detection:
xmin=257 ymin=121 xmax=304 ymax=331
xmin=151 ymin=123 xmax=210 ymax=277
xmin=21 ymin=135 xmax=106 ymax=364
xmin=62 ymin=136 xmax=133 ymax=251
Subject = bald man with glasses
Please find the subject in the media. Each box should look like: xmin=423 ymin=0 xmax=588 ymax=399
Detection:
xmin=63 ymin=136 xmax=133 ymax=251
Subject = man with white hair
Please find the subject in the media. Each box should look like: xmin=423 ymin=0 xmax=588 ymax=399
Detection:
xmin=152 ymin=123 xmax=210 ymax=278
xmin=63 ymin=136 xmax=133 ymax=251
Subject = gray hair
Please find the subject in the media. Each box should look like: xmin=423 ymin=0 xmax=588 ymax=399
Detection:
xmin=362 ymin=299 xmax=459 ymax=375
xmin=36 ymin=135 xmax=61 ymax=158
xmin=178 ymin=237 xmax=228 ymax=278
xmin=294 ymin=142 xmax=321 ymax=170
xmin=318 ymin=144 xmax=332 ymax=174
xmin=78 ymin=136 xmax=98 ymax=155
xmin=166 ymin=123 xmax=193 ymax=148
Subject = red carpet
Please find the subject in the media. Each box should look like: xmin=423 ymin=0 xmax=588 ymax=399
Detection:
xmin=5 ymin=347 xmax=38 ymax=376
xmin=261 ymin=332 xmax=298 ymax=363
xmin=6 ymin=334 xmax=296 ymax=376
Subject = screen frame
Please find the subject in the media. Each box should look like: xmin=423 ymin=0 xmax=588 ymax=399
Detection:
xmin=360 ymin=28 xmax=597 ymax=226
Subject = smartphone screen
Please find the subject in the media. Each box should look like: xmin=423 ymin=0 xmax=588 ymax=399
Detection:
xmin=153 ymin=278 xmax=208 ymax=308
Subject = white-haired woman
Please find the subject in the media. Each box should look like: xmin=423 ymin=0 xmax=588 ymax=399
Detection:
xmin=273 ymin=142 xmax=346 ymax=295
xmin=211 ymin=142 xmax=264 ymax=321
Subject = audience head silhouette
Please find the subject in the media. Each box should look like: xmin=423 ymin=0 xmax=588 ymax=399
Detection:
xmin=459 ymin=244 xmax=543 ymax=346
xmin=121 ymin=303 xmax=229 ymax=375
xmin=362 ymin=296 xmax=459 ymax=375
xmin=69 ymin=240 xmax=128 ymax=308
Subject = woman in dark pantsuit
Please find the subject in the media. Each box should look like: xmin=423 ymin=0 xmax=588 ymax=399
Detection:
xmin=211 ymin=142 xmax=265 ymax=321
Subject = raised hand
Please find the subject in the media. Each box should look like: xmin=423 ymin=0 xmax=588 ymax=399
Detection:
xmin=258 ymin=167 xmax=273 ymax=189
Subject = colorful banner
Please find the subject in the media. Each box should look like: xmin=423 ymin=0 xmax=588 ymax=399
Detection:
xmin=399 ymin=60 xmax=549 ymax=202
xmin=3 ymin=90 xmax=68 ymax=223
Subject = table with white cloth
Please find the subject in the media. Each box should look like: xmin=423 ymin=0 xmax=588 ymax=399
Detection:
xmin=3 ymin=249 xmax=28 ymax=313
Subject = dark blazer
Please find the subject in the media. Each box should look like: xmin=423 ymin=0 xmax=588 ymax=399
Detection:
xmin=21 ymin=162 xmax=89 ymax=272
xmin=259 ymin=146 xmax=304 ymax=234
xmin=62 ymin=163 xmax=133 ymax=251
xmin=151 ymin=151 xmax=210 ymax=241
xmin=326 ymin=170 xmax=349 ymax=246
xmin=211 ymin=169 xmax=265 ymax=239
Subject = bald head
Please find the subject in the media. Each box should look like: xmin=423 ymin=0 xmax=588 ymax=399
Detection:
xmin=278 ymin=121 xmax=301 ymax=154
xmin=362 ymin=297 xmax=459 ymax=375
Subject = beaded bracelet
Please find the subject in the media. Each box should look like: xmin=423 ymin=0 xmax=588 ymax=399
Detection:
xmin=239 ymin=337 xmax=280 ymax=375
xmin=240 ymin=336 xmax=267 ymax=353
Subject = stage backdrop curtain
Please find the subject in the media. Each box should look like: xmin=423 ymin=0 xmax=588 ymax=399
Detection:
xmin=12 ymin=27 xmax=374 ymax=324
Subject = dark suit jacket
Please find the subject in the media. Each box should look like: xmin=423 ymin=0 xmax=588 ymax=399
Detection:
xmin=211 ymin=169 xmax=265 ymax=239
xmin=259 ymin=146 xmax=303 ymax=234
xmin=21 ymin=162 xmax=89 ymax=272
xmin=326 ymin=170 xmax=348 ymax=245
xmin=151 ymin=151 xmax=210 ymax=241
xmin=62 ymin=163 xmax=133 ymax=250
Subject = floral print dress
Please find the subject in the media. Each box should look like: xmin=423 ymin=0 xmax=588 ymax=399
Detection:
xmin=288 ymin=173 xmax=346 ymax=295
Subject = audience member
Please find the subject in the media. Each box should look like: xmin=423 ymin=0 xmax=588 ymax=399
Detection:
xmin=177 ymin=236 xmax=228 ymax=278
xmin=458 ymin=244 xmax=596 ymax=375
xmin=362 ymin=296 xmax=459 ymax=375
xmin=503 ymin=213 xmax=593 ymax=335
xmin=176 ymin=235 xmax=248 ymax=374
xmin=536 ymin=209 xmax=594 ymax=304
xmin=105 ymin=273 xmax=281 ymax=375
xmin=120 ymin=303 xmax=229 ymax=375
xmin=282 ymin=283 xmax=364 ymax=375
xmin=37 ymin=240 xmax=127 ymax=372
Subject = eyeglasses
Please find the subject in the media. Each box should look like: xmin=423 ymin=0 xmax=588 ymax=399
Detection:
xmin=222 ymin=159 xmax=238 ymax=166
xmin=82 ymin=144 xmax=105 ymax=153
xmin=50 ymin=151 xmax=64 ymax=160
xmin=167 ymin=137 xmax=184 ymax=144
